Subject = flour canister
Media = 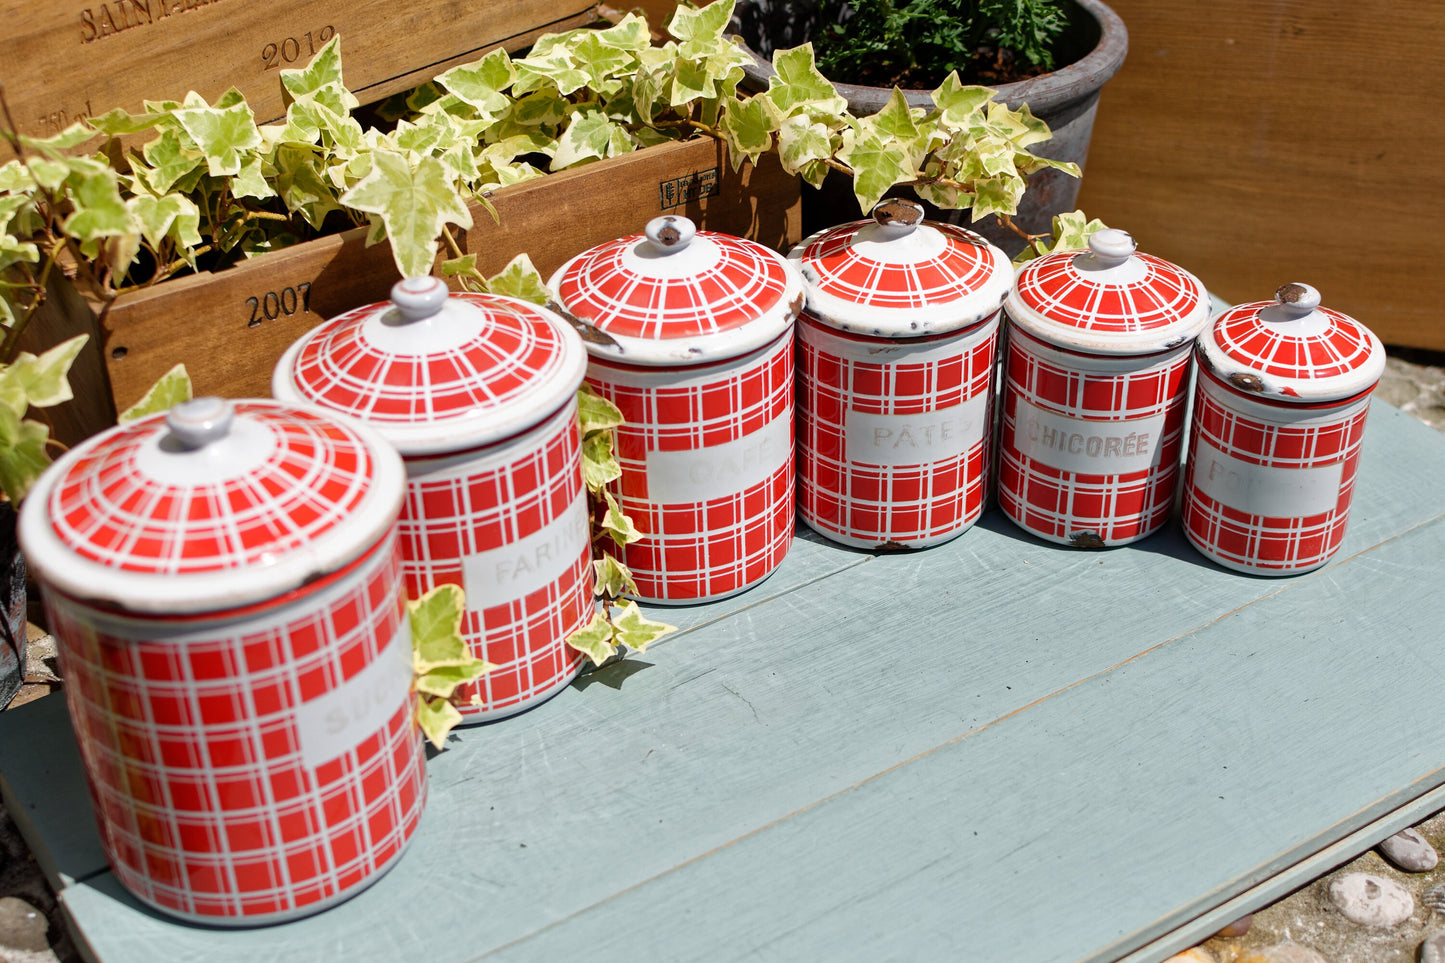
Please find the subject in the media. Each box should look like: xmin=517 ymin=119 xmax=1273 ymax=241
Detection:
xmin=18 ymin=398 xmax=421 ymax=925
xmin=788 ymin=199 xmax=1011 ymax=548
xmin=274 ymin=277 xmax=591 ymax=721
xmin=1182 ymin=283 xmax=1386 ymax=574
xmin=998 ymin=229 xmax=1211 ymax=546
xmin=549 ymin=215 xmax=804 ymax=603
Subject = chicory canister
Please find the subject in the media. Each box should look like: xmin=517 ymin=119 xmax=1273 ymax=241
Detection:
xmin=274 ymin=277 xmax=592 ymax=721
xmin=1182 ymin=283 xmax=1386 ymax=575
xmin=998 ymin=229 xmax=1211 ymax=546
xmin=549 ymin=215 xmax=804 ymax=603
xmin=789 ymin=199 xmax=1012 ymax=548
xmin=18 ymin=398 xmax=422 ymax=925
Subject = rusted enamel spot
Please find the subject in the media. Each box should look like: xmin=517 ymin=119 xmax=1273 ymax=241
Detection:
xmin=1068 ymin=531 xmax=1106 ymax=549
xmin=655 ymin=222 xmax=682 ymax=246
xmin=877 ymin=540 xmax=912 ymax=551
xmin=1276 ymin=282 xmax=1312 ymax=304
xmin=552 ymin=302 xmax=619 ymax=348
xmin=1227 ymin=372 xmax=1266 ymax=393
xmin=873 ymin=198 xmax=924 ymax=227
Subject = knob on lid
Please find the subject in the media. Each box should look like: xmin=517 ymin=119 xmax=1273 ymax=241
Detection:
xmin=1198 ymin=283 xmax=1386 ymax=403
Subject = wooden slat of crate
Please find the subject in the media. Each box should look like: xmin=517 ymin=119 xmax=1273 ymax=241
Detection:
xmin=1 ymin=0 xmax=598 ymax=142
xmin=1077 ymin=0 xmax=1445 ymax=351
xmin=83 ymin=137 xmax=798 ymax=421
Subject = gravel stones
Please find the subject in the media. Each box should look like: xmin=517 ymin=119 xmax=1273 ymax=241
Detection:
xmin=1421 ymin=931 xmax=1445 ymax=963
xmin=1327 ymin=871 xmax=1414 ymax=928
xmin=0 ymin=896 xmax=48 ymax=953
xmin=1379 ymin=827 xmax=1439 ymax=872
xmin=1235 ymin=944 xmax=1327 ymax=963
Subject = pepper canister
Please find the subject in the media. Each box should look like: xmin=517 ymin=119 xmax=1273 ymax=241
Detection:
xmin=549 ymin=215 xmax=804 ymax=603
xmin=1182 ymin=283 xmax=1386 ymax=575
xmin=18 ymin=398 xmax=422 ymax=925
xmin=274 ymin=277 xmax=591 ymax=721
xmin=789 ymin=199 xmax=1012 ymax=548
xmin=998 ymin=229 xmax=1211 ymax=546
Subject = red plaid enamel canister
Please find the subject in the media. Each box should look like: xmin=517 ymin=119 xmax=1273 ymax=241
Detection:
xmin=274 ymin=277 xmax=591 ymax=721
xmin=998 ymin=228 xmax=1211 ymax=546
xmin=1182 ymin=283 xmax=1386 ymax=575
xmin=18 ymin=398 xmax=422 ymax=925
xmin=549 ymin=215 xmax=804 ymax=603
xmin=788 ymin=199 xmax=1011 ymax=548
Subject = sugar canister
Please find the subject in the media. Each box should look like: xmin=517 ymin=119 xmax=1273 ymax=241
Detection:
xmin=1183 ymin=282 xmax=1386 ymax=574
xmin=274 ymin=277 xmax=591 ymax=720
xmin=789 ymin=199 xmax=1012 ymax=547
xmin=19 ymin=398 xmax=422 ymax=924
xmin=998 ymin=229 xmax=1211 ymax=546
xmin=549 ymin=215 xmax=804 ymax=603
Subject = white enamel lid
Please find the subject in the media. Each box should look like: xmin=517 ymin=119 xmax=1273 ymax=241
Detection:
xmin=1007 ymin=228 xmax=1212 ymax=355
xmin=547 ymin=215 xmax=805 ymax=366
xmin=18 ymin=397 xmax=406 ymax=615
xmin=1197 ymin=282 xmax=1387 ymax=403
xmin=273 ymin=276 xmax=587 ymax=456
xmin=787 ymin=199 xmax=1013 ymax=338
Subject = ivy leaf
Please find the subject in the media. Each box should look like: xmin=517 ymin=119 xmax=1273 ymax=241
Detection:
xmin=341 ymin=149 xmax=473 ymax=279
xmin=87 ymin=107 xmax=167 ymax=138
xmin=573 ymin=33 xmax=639 ymax=90
xmin=273 ymin=144 xmax=340 ymax=229
xmin=582 ymin=430 xmax=623 ymax=491
xmin=601 ymin=491 xmax=643 ymax=547
xmin=139 ymin=129 xmax=205 ymax=195
xmin=719 ymin=96 xmax=774 ymax=169
xmin=62 ymin=168 xmax=136 ymax=242
xmin=592 ymin=13 xmax=652 ymax=51
xmin=565 ymin=609 xmax=618 ymax=667
xmin=485 ymin=253 xmax=550 ymax=305
xmin=0 ymin=406 xmax=53 ymax=504
xmin=416 ymin=660 xmax=495 ymax=699
xmin=514 ymin=53 xmax=589 ymax=97
xmin=437 ymin=48 xmax=516 ymax=120
xmin=766 ymin=44 xmax=848 ymax=117
xmin=576 ymin=383 xmax=624 ymax=435
xmin=6 ymin=335 xmax=88 ymax=410
xmin=667 ymin=0 xmax=735 ymax=43
xmin=415 ymin=695 xmax=463 ymax=751
xmin=128 ymin=193 xmax=203 ymax=251
xmin=838 ymin=130 xmax=911 ymax=214
xmin=552 ymin=110 xmax=626 ymax=169
xmin=593 ymin=554 xmax=639 ymax=600
xmin=174 ymin=101 xmax=263 ymax=177
xmin=280 ymin=36 xmax=359 ymax=111
xmin=409 ymin=583 xmax=469 ymax=668
xmin=232 ymin=153 xmax=276 ymax=201
xmin=118 ymin=363 xmax=192 ymax=423
xmin=777 ymin=115 xmax=833 ymax=177
xmin=931 ymin=72 xmax=994 ymax=129
xmin=611 ymin=601 xmax=675 ymax=654
xmin=1014 ymin=209 xmax=1110 ymax=265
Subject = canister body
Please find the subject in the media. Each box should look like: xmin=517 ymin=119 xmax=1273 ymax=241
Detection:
xmin=797 ymin=312 xmax=998 ymax=548
xmin=587 ymin=331 xmax=794 ymax=603
xmin=997 ymin=325 xmax=1193 ymax=546
xmin=400 ymin=401 xmax=591 ymax=719
xmin=1181 ymin=366 xmax=1373 ymax=574
xmin=44 ymin=529 xmax=424 ymax=925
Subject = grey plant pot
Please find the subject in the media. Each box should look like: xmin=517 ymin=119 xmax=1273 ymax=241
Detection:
xmin=729 ymin=0 xmax=1129 ymax=253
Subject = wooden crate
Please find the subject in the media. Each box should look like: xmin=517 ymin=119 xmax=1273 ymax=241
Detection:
xmin=1 ymin=0 xmax=598 ymax=142
xmin=37 ymin=137 xmax=800 ymax=443
xmin=1077 ymin=0 xmax=1445 ymax=351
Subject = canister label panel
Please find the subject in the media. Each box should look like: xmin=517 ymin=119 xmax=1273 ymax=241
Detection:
xmin=296 ymin=621 xmax=413 ymax=770
xmin=1191 ymin=438 xmax=1344 ymax=518
xmin=845 ymin=393 xmax=990 ymax=467
xmin=1013 ymin=398 xmax=1166 ymax=475
xmin=461 ymin=493 xmax=590 ymax=606
xmin=646 ymin=415 xmax=791 ymax=504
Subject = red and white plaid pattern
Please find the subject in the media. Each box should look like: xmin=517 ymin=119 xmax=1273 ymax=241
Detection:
xmin=1013 ymin=252 xmax=1205 ymax=335
xmin=1211 ymin=299 xmax=1377 ymax=380
xmin=1182 ymin=367 xmax=1372 ymax=574
xmin=797 ymin=314 xmax=998 ymax=547
xmin=47 ymin=403 xmax=374 ymax=575
xmin=46 ymin=532 xmax=425 ymax=924
xmin=400 ymin=403 xmax=591 ymax=719
xmin=794 ymin=221 xmax=1002 ymax=311
xmin=587 ymin=334 xmax=794 ymax=603
xmin=997 ymin=325 xmax=1193 ymax=545
xmin=552 ymin=232 xmax=793 ymax=340
xmin=289 ymin=293 xmax=578 ymax=424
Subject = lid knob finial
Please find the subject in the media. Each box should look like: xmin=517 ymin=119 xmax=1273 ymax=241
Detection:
xmin=643 ymin=216 xmax=697 ymax=255
xmin=1274 ymin=282 xmax=1322 ymax=318
xmin=166 ymin=397 xmax=233 ymax=450
xmin=1087 ymin=228 xmax=1137 ymax=267
xmin=391 ymin=276 xmax=449 ymax=323
xmin=871 ymin=198 xmax=925 ymax=236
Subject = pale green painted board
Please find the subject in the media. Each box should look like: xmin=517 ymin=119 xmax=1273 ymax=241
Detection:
xmin=16 ymin=400 xmax=1445 ymax=962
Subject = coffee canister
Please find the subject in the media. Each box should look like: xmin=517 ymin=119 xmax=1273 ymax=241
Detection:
xmin=998 ymin=229 xmax=1211 ymax=546
xmin=1182 ymin=282 xmax=1386 ymax=574
xmin=274 ymin=277 xmax=591 ymax=721
xmin=789 ymin=199 xmax=1011 ymax=548
xmin=18 ymin=398 xmax=421 ymax=924
xmin=549 ymin=215 xmax=804 ymax=603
